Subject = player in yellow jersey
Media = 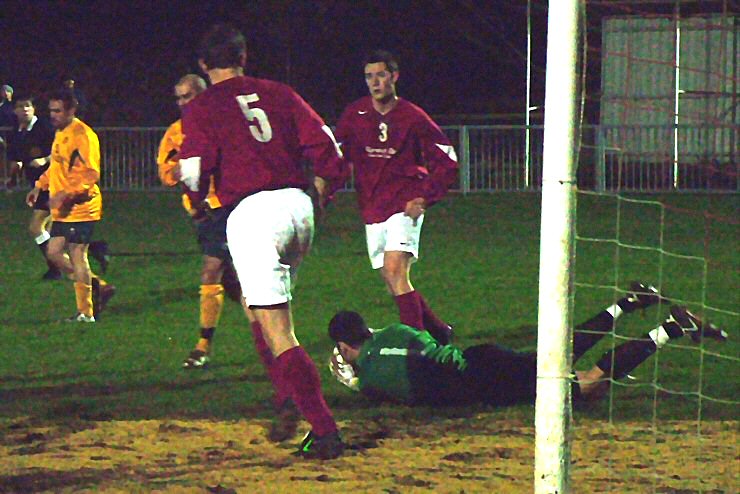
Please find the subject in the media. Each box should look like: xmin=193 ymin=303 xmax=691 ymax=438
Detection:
xmin=158 ymin=74 xmax=250 ymax=370
xmin=25 ymin=90 xmax=115 ymax=323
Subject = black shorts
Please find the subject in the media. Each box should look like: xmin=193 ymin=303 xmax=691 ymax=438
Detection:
xmin=33 ymin=190 xmax=50 ymax=211
xmin=461 ymin=344 xmax=539 ymax=406
xmin=406 ymin=345 xmax=539 ymax=407
xmin=461 ymin=345 xmax=584 ymax=406
xmin=50 ymin=221 xmax=96 ymax=244
xmin=194 ymin=207 xmax=230 ymax=260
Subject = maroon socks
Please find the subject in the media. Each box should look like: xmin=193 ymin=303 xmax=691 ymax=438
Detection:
xmin=251 ymin=321 xmax=289 ymax=407
xmin=394 ymin=290 xmax=424 ymax=330
xmin=395 ymin=290 xmax=452 ymax=343
xmin=276 ymin=346 xmax=337 ymax=437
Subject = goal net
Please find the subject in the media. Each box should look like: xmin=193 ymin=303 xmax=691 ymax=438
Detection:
xmin=535 ymin=1 xmax=738 ymax=491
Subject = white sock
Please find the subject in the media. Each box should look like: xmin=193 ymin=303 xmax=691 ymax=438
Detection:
xmin=606 ymin=303 xmax=623 ymax=320
xmin=648 ymin=325 xmax=671 ymax=348
xmin=35 ymin=231 xmax=50 ymax=245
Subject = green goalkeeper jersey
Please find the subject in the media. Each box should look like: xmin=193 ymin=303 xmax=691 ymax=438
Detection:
xmin=355 ymin=323 xmax=467 ymax=403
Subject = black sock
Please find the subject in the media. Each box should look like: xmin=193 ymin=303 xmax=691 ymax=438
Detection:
xmin=573 ymin=311 xmax=615 ymax=363
xmin=616 ymin=296 xmax=641 ymax=314
xmin=596 ymin=336 xmax=657 ymax=381
xmin=594 ymin=314 xmax=688 ymax=381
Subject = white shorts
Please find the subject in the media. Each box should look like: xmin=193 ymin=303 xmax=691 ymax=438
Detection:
xmin=365 ymin=212 xmax=424 ymax=270
xmin=226 ymin=188 xmax=314 ymax=306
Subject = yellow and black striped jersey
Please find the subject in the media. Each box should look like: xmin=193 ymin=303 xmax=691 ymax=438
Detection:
xmin=36 ymin=117 xmax=101 ymax=222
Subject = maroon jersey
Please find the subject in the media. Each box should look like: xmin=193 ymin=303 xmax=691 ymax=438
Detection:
xmin=335 ymin=96 xmax=458 ymax=224
xmin=180 ymin=76 xmax=346 ymax=207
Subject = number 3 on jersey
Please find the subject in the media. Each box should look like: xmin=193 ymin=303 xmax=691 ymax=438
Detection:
xmin=236 ymin=94 xmax=273 ymax=143
xmin=378 ymin=122 xmax=388 ymax=143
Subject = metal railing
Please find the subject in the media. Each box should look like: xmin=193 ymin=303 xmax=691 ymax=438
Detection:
xmin=595 ymin=124 xmax=738 ymax=191
xmin=1 ymin=124 xmax=736 ymax=192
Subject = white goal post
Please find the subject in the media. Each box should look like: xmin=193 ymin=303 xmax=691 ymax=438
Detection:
xmin=534 ymin=1 xmax=582 ymax=493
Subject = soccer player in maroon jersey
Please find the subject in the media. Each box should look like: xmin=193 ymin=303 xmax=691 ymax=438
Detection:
xmin=335 ymin=50 xmax=459 ymax=344
xmin=177 ymin=24 xmax=347 ymax=459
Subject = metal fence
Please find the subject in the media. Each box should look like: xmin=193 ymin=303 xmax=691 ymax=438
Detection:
xmin=1 ymin=124 xmax=736 ymax=192
xmin=595 ymin=124 xmax=738 ymax=191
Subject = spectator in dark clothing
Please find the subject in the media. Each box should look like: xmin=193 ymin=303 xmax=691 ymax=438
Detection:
xmin=6 ymin=95 xmax=59 ymax=279
xmin=0 ymin=84 xmax=17 ymax=178
xmin=0 ymin=84 xmax=16 ymax=127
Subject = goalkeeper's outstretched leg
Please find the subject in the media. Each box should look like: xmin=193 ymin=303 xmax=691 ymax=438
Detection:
xmin=576 ymin=305 xmax=728 ymax=401
xmin=327 ymin=282 xmax=729 ymax=408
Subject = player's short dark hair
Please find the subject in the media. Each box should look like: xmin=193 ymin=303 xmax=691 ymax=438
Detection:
xmin=13 ymin=94 xmax=35 ymax=107
xmin=198 ymin=23 xmax=246 ymax=70
xmin=48 ymin=89 xmax=78 ymax=111
xmin=363 ymin=50 xmax=399 ymax=73
xmin=328 ymin=311 xmax=372 ymax=348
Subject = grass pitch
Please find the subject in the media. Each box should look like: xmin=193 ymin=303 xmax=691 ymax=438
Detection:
xmin=0 ymin=190 xmax=736 ymax=492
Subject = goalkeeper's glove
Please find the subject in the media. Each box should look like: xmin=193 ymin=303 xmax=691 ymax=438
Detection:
xmin=329 ymin=347 xmax=359 ymax=392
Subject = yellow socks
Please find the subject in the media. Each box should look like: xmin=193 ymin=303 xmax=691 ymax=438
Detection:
xmin=200 ymin=284 xmax=224 ymax=328
xmin=197 ymin=284 xmax=224 ymax=353
xmin=74 ymin=281 xmax=93 ymax=318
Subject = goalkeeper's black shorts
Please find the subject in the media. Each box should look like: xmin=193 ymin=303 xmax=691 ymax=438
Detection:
xmin=463 ymin=345 xmax=587 ymax=406
xmin=462 ymin=344 xmax=539 ymax=406
xmin=407 ymin=344 xmax=539 ymax=407
xmin=408 ymin=344 xmax=584 ymax=407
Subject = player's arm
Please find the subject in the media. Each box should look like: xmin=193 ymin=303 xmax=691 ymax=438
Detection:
xmin=292 ymin=91 xmax=350 ymax=203
xmin=178 ymin=104 xmax=217 ymax=204
xmin=30 ymin=123 xmax=54 ymax=164
xmin=332 ymin=109 xmax=356 ymax=190
xmin=157 ymin=124 xmax=181 ymax=187
xmin=414 ymin=116 xmax=459 ymax=207
xmin=333 ymin=108 xmax=353 ymax=159
xmin=26 ymin=169 xmax=50 ymax=206
xmin=29 ymin=155 xmax=50 ymax=168
xmin=34 ymin=168 xmax=50 ymax=191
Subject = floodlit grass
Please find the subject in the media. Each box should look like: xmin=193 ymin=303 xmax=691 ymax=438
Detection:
xmin=1 ymin=190 xmax=736 ymax=422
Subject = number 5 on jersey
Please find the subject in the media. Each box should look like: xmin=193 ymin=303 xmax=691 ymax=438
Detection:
xmin=236 ymin=94 xmax=273 ymax=143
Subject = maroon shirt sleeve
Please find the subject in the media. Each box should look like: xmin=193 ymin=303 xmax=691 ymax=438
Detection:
xmin=179 ymin=99 xmax=216 ymax=205
xmin=334 ymin=107 xmax=353 ymax=157
xmin=290 ymin=89 xmax=349 ymax=197
xmin=412 ymin=113 xmax=459 ymax=207
xmin=334 ymin=108 xmax=357 ymax=192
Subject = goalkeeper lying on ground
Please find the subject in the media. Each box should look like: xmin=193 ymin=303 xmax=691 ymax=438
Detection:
xmin=328 ymin=283 xmax=728 ymax=406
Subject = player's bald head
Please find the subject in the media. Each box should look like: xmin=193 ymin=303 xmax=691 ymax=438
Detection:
xmin=176 ymin=74 xmax=207 ymax=94
xmin=174 ymin=74 xmax=206 ymax=109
